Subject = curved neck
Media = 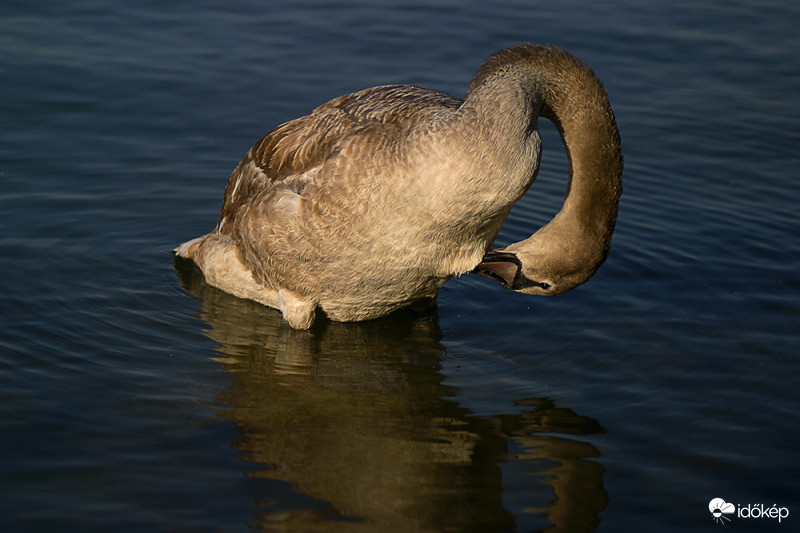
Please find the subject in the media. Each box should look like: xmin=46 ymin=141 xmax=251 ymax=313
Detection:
xmin=468 ymin=44 xmax=623 ymax=267
xmin=541 ymin=85 xmax=622 ymax=246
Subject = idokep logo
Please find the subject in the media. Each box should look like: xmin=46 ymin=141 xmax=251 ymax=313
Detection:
xmin=709 ymin=498 xmax=735 ymax=524
xmin=709 ymin=497 xmax=790 ymax=525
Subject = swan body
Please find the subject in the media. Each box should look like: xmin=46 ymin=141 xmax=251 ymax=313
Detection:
xmin=176 ymin=44 xmax=622 ymax=329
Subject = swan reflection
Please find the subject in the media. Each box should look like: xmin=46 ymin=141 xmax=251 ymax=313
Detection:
xmin=177 ymin=258 xmax=607 ymax=532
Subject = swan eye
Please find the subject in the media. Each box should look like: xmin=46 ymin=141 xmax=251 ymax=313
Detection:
xmin=539 ymin=282 xmax=551 ymax=290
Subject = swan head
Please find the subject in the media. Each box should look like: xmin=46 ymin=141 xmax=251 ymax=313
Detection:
xmin=473 ymin=221 xmax=611 ymax=296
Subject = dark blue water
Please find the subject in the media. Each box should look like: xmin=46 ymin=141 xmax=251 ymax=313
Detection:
xmin=3 ymin=1 xmax=799 ymax=531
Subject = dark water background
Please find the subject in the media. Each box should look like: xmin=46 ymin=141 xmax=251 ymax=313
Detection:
xmin=2 ymin=1 xmax=799 ymax=531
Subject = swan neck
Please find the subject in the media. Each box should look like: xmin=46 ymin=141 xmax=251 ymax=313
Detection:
xmin=469 ymin=44 xmax=623 ymax=271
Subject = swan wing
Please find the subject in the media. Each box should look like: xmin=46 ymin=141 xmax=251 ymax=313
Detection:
xmin=217 ymin=85 xmax=461 ymax=231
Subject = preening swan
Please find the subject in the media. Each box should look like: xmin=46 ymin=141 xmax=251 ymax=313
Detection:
xmin=175 ymin=44 xmax=623 ymax=329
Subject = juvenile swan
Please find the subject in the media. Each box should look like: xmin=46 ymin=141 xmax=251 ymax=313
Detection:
xmin=176 ymin=44 xmax=623 ymax=329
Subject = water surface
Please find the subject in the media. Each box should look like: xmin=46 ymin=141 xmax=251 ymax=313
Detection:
xmin=2 ymin=1 xmax=799 ymax=531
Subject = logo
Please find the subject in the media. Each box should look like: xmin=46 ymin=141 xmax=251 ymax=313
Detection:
xmin=709 ymin=498 xmax=735 ymax=524
xmin=708 ymin=497 xmax=790 ymax=525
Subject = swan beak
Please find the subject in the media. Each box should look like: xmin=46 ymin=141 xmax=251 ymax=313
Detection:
xmin=473 ymin=251 xmax=521 ymax=290
xmin=474 ymin=250 xmax=553 ymax=292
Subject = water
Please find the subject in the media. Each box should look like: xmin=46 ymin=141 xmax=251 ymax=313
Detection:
xmin=2 ymin=1 xmax=799 ymax=531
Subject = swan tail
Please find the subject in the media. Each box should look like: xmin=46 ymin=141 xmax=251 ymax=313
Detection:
xmin=174 ymin=236 xmax=204 ymax=259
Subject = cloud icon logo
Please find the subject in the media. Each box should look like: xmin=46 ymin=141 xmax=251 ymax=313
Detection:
xmin=709 ymin=498 xmax=735 ymax=524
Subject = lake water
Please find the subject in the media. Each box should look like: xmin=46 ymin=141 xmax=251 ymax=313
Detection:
xmin=2 ymin=1 xmax=799 ymax=531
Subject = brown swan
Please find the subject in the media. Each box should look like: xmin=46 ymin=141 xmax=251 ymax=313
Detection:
xmin=176 ymin=44 xmax=623 ymax=329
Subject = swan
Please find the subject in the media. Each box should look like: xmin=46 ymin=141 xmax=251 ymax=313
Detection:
xmin=175 ymin=43 xmax=623 ymax=329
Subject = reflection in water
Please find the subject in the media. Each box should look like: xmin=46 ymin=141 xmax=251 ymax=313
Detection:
xmin=176 ymin=258 xmax=607 ymax=532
